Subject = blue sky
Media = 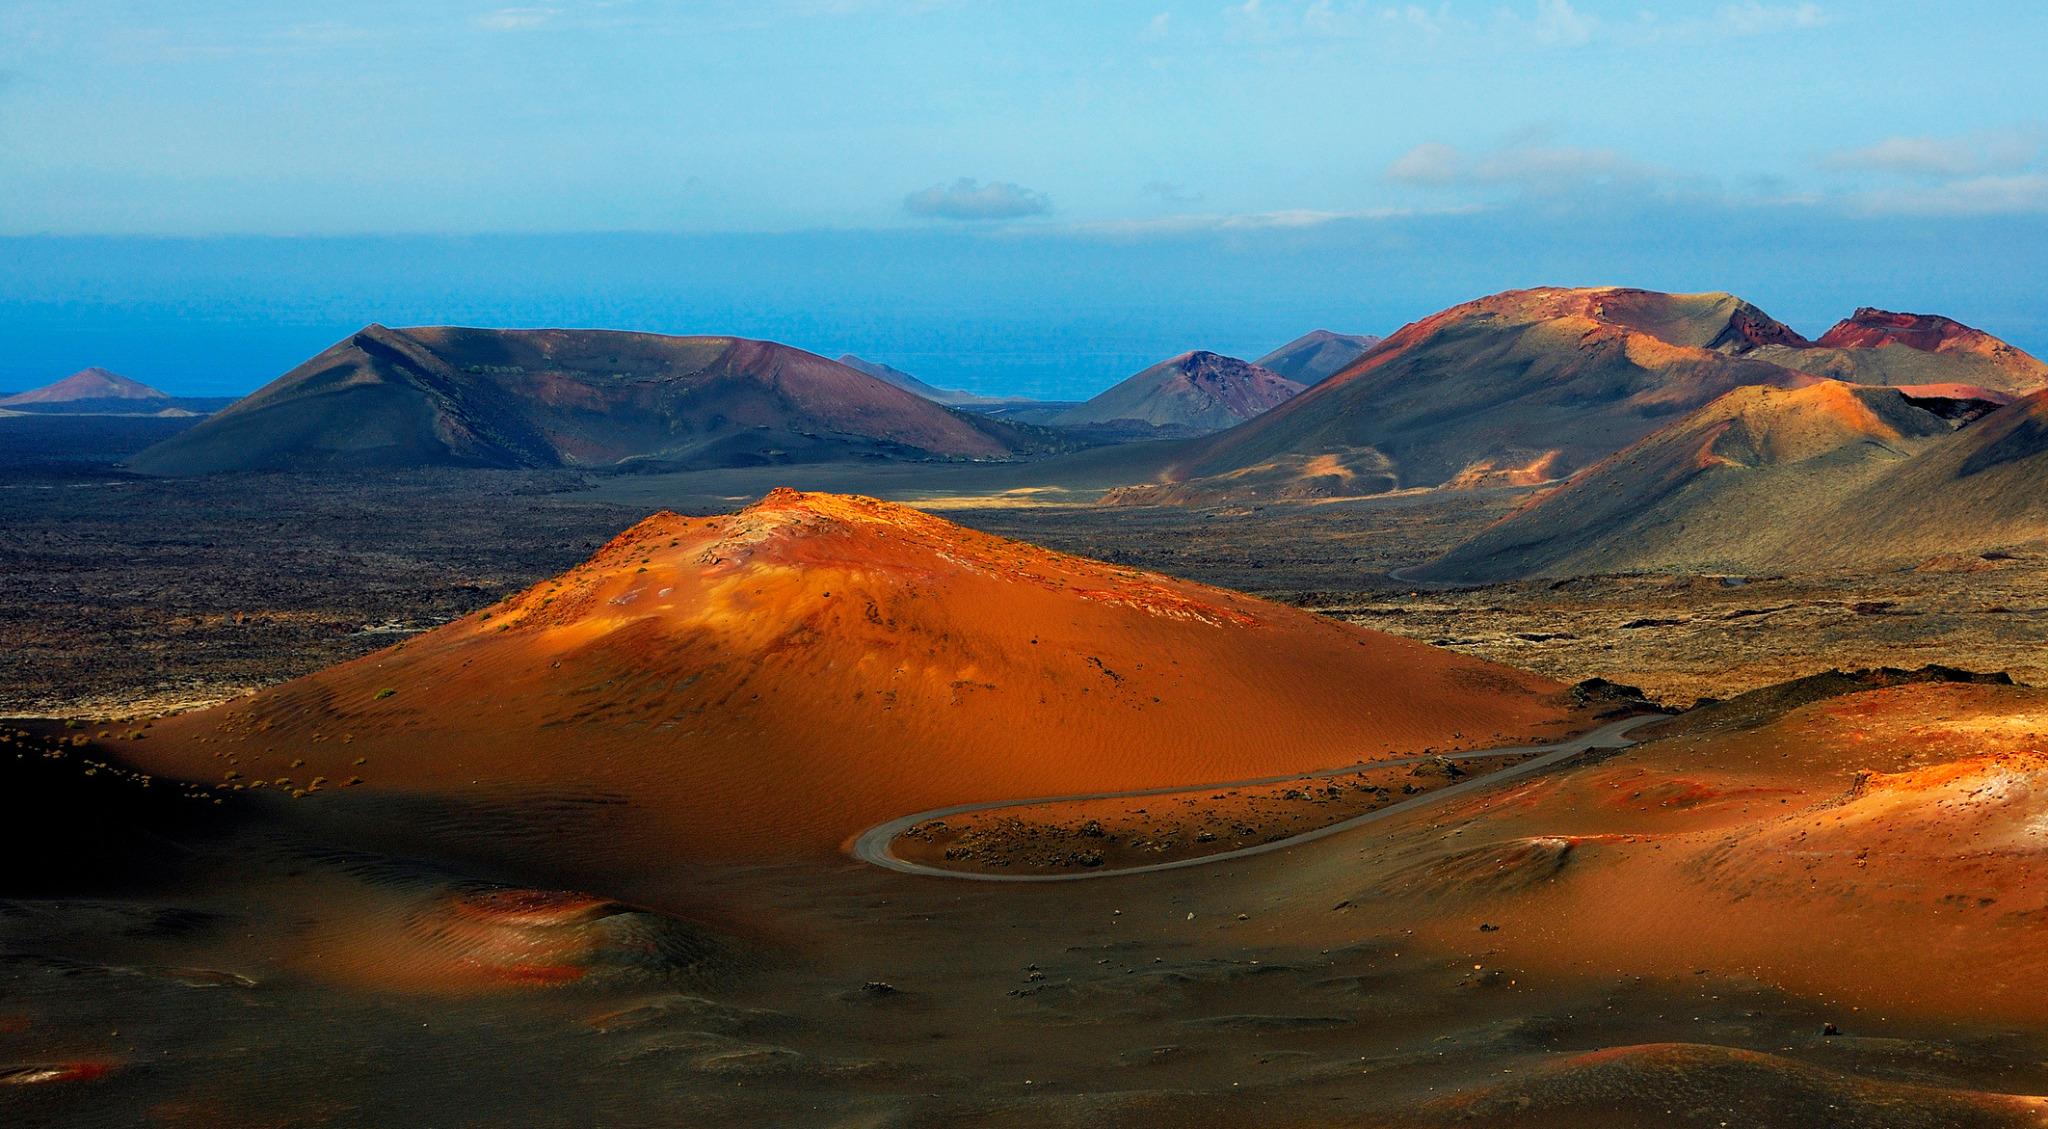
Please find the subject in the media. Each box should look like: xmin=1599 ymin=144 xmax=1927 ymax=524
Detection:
xmin=3 ymin=2 xmax=2047 ymax=396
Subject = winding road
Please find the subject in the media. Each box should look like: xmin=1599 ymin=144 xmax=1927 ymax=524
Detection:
xmin=851 ymin=713 xmax=1666 ymax=882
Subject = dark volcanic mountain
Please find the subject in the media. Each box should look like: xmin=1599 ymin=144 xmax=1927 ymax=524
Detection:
xmin=1052 ymin=351 xmax=1303 ymax=436
xmin=1254 ymin=330 xmax=1383 ymax=385
xmin=129 ymin=326 xmax=1057 ymax=475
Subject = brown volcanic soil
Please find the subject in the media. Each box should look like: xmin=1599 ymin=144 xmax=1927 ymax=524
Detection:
xmin=12 ymin=471 xmax=2048 ymax=1125
xmin=16 ymin=673 xmax=2048 ymax=1127
xmin=125 ymin=489 xmax=1579 ymax=866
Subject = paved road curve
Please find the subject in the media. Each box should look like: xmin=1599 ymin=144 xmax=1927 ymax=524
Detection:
xmin=850 ymin=713 xmax=1666 ymax=882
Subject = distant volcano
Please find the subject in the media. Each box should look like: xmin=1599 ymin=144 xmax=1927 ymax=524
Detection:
xmin=1 ymin=368 xmax=175 ymax=412
xmin=1053 ymin=350 xmax=1303 ymax=436
xmin=129 ymin=326 xmax=1059 ymax=474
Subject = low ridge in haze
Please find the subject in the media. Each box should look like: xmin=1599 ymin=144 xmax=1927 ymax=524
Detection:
xmin=835 ymin=354 xmax=1005 ymax=407
xmin=1254 ymin=330 xmax=1383 ymax=385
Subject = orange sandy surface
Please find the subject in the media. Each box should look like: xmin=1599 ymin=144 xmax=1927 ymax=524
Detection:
xmin=1259 ymin=681 xmax=2048 ymax=1023
xmin=126 ymin=490 xmax=1579 ymax=865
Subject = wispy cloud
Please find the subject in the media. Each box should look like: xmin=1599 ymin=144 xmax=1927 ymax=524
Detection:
xmin=1716 ymin=1 xmax=1828 ymax=35
xmin=1386 ymin=133 xmax=1676 ymax=198
xmin=1221 ymin=1 xmax=1827 ymax=47
xmin=1051 ymin=205 xmax=1472 ymax=238
xmin=1140 ymin=11 xmax=1172 ymax=41
xmin=475 ymin=7 xmax=560 ymax=32
xmin=1509 ymin=0 xmax=1594 ymax=47
xmin=1823 ymin=128 xmax=2043 ymax=178
xmin=1822 ymin=127 xmax=2048 ymax=214
xmin=904 ymin=178 xmax=1053 ymax=221
xmin=1849 ymin=173 xmax=2048 ymax=217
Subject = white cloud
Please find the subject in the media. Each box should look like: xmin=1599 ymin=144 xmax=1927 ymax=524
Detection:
xmin=475 ymin=7 xmax=559 ymax=32
xmin=1518 ymin=0 xmax=1593 ymax=47
xmin=904 ymin=178 xmax=1053 ymax=221
xmin=1852 ymin=173 xmax=2048 ymax=217
xmin=1220 ymin=1 xmax=1827 ymax=47
xmin=1386 ymin=141 xmax=1462 ymax=186
xmin=1053 ymin=206 xmax=1449 ymax=237
xmin=1824 ymin=129 xmax=2044 ymax=178
xmin=1140 ymin=11 xmax=1172 ymax=41
xmin=1717 ymin=1 xmax=1828 ymax=35
xmin=1387 ymin=136 xmax=1671 ymax=197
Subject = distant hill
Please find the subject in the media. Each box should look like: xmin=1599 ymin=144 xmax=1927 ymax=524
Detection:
xmin=1 ymin=367 xmax=166 ymax=407
xmin=129 ymin=326 xmax=1063 ymax=475
xmin=1110 ymin=287 xmax=2047 ymax=506
xmin=1254 ymin=330 xmax=1382 ymax=385
xmin=835 ymin=354 xmax=1006 ymax=407
xmin=0 ymin=368 xmax=229 ymax=416
xmin=1052 ymin=351 xmax=1303 ymax=437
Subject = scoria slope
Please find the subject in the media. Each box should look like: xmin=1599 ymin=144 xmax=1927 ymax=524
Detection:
xmin=129 ymin=489 xmax=1580 ymax=868
xmin=129 ymin=326 xmax=1051 ymax=474
xmin=1416 ymin=381 xmax=1961 ymax=581
xmin=1795 ymin=385 xmax=2048 ymax=563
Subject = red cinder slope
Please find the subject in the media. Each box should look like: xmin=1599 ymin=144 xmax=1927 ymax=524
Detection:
xmin=131 ymin=490 xmax=1581 ymax=865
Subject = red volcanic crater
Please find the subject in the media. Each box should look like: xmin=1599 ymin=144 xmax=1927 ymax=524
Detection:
xmin=1819 ymin=307 xmax=2011 ymax=353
